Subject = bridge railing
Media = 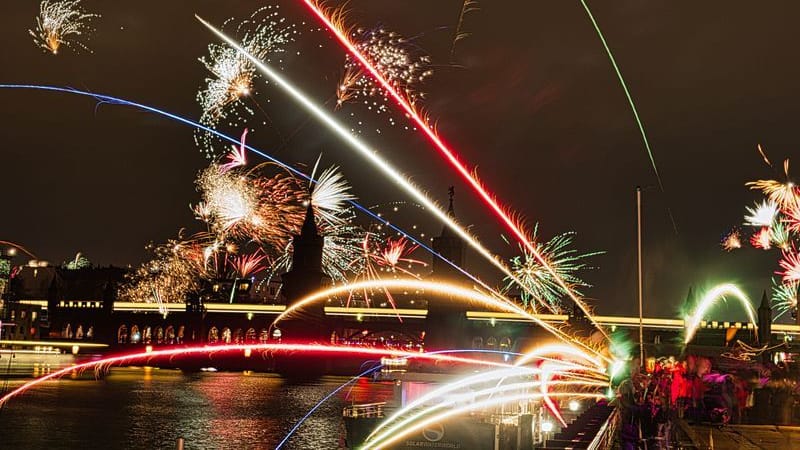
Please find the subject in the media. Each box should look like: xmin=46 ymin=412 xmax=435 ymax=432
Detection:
xmin=587 ymin=407 xmax=619 ymax=450
xmin=343 ymin=402 xmax=386 ymax=419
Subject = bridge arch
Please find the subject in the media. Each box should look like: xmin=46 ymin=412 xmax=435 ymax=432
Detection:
xmin=684 ymin=283 xmax=758 ymax=343
xmin=342 ymin=329 xmax=422 ymax=348
xmin=271 ymin=279 xmax=612 ymax=365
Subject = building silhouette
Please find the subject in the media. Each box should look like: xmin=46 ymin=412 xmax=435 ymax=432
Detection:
xmin=279 ymin=203 xmax=332 ymax=342
xmin=426 ymin=187 xmax=469 ymax=350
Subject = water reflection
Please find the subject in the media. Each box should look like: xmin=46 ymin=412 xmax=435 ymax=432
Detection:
xmin=0 ymin=368 xmax=394 ymax=449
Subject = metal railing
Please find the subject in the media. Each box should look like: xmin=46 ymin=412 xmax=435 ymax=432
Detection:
xmin=587 ymin=407 xmax=619 ymax=450
xmin=343 ymin=402 xmax=386 ymax=418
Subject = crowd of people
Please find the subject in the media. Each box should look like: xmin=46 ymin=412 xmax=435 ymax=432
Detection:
xmin=616 ymin=355 xmax=798 ymax=449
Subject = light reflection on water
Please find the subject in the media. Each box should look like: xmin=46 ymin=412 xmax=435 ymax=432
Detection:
xmin=0 ymin=368 xmax=394 ymax=449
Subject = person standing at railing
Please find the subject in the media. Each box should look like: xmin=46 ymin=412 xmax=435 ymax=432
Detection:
xmin=616 ymin=377 xmax=645 ymax=450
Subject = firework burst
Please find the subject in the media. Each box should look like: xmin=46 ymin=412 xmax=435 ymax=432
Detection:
xmin=195 ymin=163 xmax=305 ymax=250
xmin=748 ymin=179 xmax=800 ymax=210
xmin=63 ymin=252 xmax=91 ymax=270
xmin=220 ymin=129 xmax=249 ymax=173
xmin=771 ymin=221 xmax=791 ymax=250
xmin=29 ymin=0 xmax=99 ymax=55
xmin=310 ymin=165 xmax=356 ymax=225
xmin=196 ymin=166 xmax=260 ymax=232
xmin=126 ymin=154 xmax=323 ymax=304
xmin=721 ymin=228 xmax=742 ymax=252
xmin=771 ymin=279 xmax=798 ymax=320
xmin=746 ymin=159 xmax=800 ymax=210
xmin=778 ymin=248 xmax=800 ymax=284
xmin=732 ymin=150 xmax=800 ymax=299
xmin=335 ymin=25 xmax=433 ymax=129
xmin=250 ymin=171 xmax=307 ymax=244
xmin=119 ymin=238 xmax=207 ymax=304
xmin=196 ymin=5 xmax=299 ymax=158
xmin=785 ymin=203 xmax=800 ymax=234
xmin=744 ymin=200 xmax=779 ymax=228
xmin=341 ymin=234 xmax=429 ymax=308
xmin=382 ymin=237 xmax=411 ymax=267
xmin=503 ymin=226 xmax=603 ymax=313
xmin=230 ymin=251 xmax=269 ymax=278
xmin=372 ymin=236 xmax=428 ymax=278
xmin=321 ymin=220 xmax=367 ymax=282
xmin=301 ymin=165 xmax=363 ymax=282
xmin=750 ymin=227 xmax=772 ymax=250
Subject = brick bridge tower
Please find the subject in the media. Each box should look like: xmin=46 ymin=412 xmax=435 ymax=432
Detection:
xmin=279 ymin=203 xmax=331 ymax=342
xmin=426 ymin=187 xmax=469 ymax=350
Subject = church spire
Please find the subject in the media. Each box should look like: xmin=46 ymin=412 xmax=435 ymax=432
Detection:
xmin=757 ymin=289 xmax=772 ymax=345
xmin=301 ymin=202 xmax=318 ymax=238
xmin=289 ymin=203 xmax=322 ymax=274
xmin=447 ymin=186 xmax=455 ymax=216
xmin=759 ymin=290 xmax=770 ymax=310
xmin=278 ymin=196 xmax=331 ymax=343
xmin=440 ymin=186 xmax=456 ymax=237
xmin=281 ymin=202 xmax=328 ymax=306
xmin=431 ymin=187 xmax=464 ymax=279
xmin=427 ymin=187 xmax=467 ymax=350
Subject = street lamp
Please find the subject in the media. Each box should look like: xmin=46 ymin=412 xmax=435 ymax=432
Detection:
xmin=541 ymin=420 xmax=553 ymax=447
xmin=636 ymin=186 xmax=644 ymax=366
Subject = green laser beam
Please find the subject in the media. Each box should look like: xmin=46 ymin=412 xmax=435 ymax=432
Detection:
xmin=580 ymin=0 xmax=678 ymax=233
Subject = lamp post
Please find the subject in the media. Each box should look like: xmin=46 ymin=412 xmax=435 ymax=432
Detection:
xmin=636 ymin=186 xmax=644 ymax=366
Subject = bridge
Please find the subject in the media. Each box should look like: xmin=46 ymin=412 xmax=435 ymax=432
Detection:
xmin=17 ymin=298 xmax=800 ymax=331
xmin=7 ymin=298 xmax=800 ymax=350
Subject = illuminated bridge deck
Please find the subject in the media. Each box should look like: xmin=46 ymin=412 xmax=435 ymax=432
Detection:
xmin=15 ymin=299 xmax=800 ymax=336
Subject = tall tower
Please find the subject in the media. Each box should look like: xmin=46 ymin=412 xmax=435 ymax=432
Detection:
xmin=757 ymin=290 xmax=772 ymax=345
xmin=280 ymin=204 xmax=330 ymax=333
xmin=431 ymin=186 xmax=464 ymax=280
xmin=426 ymin=187 xmax=468 ymax=350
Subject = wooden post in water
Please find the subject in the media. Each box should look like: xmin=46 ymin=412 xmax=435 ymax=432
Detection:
xmin=176 ymin=437 xmax=184 ymax=450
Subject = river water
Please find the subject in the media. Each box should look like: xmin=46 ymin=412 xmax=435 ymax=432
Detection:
xmin=0 ymin=368 xmax=395 ymax=449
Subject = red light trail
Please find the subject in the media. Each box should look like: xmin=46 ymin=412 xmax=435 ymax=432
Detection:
xmin=0 ymin=343 xmax=516 ymax=408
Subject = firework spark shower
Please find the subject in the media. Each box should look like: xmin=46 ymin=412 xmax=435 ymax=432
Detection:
xmin=29 ymin=0 xmax=99 ymax=54
xmin=728 ymin=150 xmax=800 ymax=317
xmin=195 ymin=5 xmax=300 ymax=159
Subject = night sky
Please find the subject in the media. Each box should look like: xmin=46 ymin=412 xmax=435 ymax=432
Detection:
xmin=2 ymin=1 xmax=799 ymax=319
